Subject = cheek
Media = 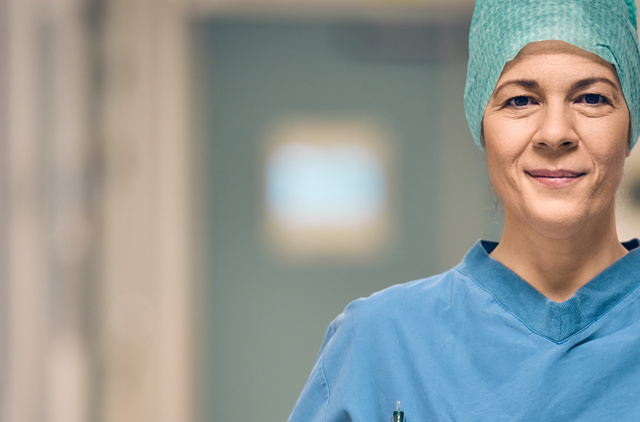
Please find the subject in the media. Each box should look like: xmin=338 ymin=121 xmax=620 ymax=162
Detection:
xmin=483 ymin=113 xmax=531 ymax=195
xmin=483 ymin=116 xmax=530 ymax=160
xmin=484 ymin=133 xmax=524 ymax=180
xmin=584 ymin=117 xmax=630 ymax=184
xmin=600 ymin=148 xmax=628 ymax=188
xmin=485 ymin=146 xmax=519 ymax=199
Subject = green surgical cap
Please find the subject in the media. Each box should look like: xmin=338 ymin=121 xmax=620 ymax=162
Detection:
xmin=464 ymin=0 xmax=640 ymax=150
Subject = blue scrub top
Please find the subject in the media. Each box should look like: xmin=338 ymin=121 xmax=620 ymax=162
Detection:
xmin=289 ymin=239 xmax=640 ymax=421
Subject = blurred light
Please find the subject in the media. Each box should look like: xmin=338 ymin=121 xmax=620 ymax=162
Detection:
xmin=266 ymin=142 xmax=386 ymax=228
xmin=263 ymin=117 xmax=394 ymax=261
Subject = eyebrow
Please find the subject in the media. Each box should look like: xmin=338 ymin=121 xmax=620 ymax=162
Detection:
xmin=570 ymin=77 xmax=619 ymax=92
xmin=492 ymin=80 xmax=539 ymax=98
xmin=493 ymin=77 xmax=620 ymax=98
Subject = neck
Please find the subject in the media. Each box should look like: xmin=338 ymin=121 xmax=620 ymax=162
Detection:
xmin=491 ymin=209 xmax=628 ymax=302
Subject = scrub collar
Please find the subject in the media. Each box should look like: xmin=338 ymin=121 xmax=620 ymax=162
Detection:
xmin=456 ymin=239 xmax=640 ymax=343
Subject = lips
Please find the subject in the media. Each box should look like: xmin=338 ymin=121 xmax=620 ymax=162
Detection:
xmin=526 ymin=169 xmax=584 ymax=178
xmin=525 ymin=169 xmax=585 ymax=188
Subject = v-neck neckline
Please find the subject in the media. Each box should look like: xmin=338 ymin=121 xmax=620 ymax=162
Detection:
xmin=456 ymin=239 xmax=640 ymax=343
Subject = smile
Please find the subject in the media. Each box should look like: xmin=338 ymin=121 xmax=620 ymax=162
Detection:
xmin=525 ymin=169 xmax=586 ymax=188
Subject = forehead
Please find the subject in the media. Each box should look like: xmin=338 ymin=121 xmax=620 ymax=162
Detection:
xmin=500 ymin=40 xmax=619 ymax=81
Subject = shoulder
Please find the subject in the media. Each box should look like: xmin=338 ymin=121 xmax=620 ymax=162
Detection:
xmin=346 ymin=267 xmax=467 ymax=318
xmin=325 ymin=267 xmax=471 ymax=346
xmin=289 ymin=250 xmax=494 ymax=421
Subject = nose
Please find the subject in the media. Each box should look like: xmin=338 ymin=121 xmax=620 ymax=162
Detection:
xmin=532 ymin=103 xmax=579 ymax=151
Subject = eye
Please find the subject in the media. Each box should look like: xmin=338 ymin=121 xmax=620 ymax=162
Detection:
xmin=506 ymin=96 xmax=532 ymax=107
xmin=580 ymin=93 xmax=608 ymax=105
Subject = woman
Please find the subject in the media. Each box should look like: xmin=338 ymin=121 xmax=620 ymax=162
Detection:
xmin=289 ymin=0 xmax=640 ymax=420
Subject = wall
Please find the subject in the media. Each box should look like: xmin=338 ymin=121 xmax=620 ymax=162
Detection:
xmin=195 ymin=16 xmax=502 ymax=422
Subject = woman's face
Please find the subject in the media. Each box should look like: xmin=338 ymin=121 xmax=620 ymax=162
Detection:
xmin=483 ymin=41 xmax=631 ymax=236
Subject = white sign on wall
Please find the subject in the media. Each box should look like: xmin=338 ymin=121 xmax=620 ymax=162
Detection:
xmin=262 ymin=116 xmax=395 ymax=261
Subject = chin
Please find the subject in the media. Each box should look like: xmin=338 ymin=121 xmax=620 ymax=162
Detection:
xmin=531 ymin=215 xmax=587 ymax=238
xmin=519 ymin=202 xmax=597 ymax=236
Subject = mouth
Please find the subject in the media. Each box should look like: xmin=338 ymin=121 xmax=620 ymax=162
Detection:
xmin=525 ymin=169 xmax=586 ymax=188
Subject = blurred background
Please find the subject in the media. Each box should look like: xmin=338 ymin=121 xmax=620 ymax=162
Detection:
xmin=3 ymin=0 xmax=640 ymax=421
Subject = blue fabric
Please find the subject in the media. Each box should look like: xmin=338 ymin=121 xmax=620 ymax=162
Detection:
xmin=289 ymin=239 xmax=640 ymax=421
xmin=464 ymin=0 xmax=640 ymax=150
